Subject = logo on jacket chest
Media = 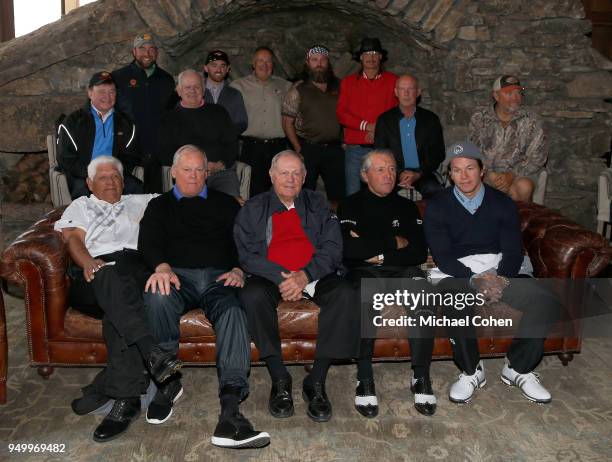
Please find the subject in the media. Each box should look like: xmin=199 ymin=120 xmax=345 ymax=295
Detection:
xmin=129 ymin=79 xmax=139 ymax=88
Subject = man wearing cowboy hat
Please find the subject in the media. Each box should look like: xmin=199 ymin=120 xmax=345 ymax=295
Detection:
xmin=282 ymin=45 xmax=345 ymax=205
xmin=336 ymin=37 xmax=398 ymax=196
xmin=468 ymin=75 xmax=547 ymax=202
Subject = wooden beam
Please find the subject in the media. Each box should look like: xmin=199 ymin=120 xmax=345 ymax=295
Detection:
xmin=0 ymin=0 xmax=15 ymax=43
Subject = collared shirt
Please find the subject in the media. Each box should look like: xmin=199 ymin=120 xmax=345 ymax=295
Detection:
xmin=468 ymin=105 xmax=547 ymax=177
xmin=453 ymin=184 xmax=485 ymax=215
xmin=90 ymin=104 xmax=114 ymax=159
xmin=230 ymin=74 xmax=291 ymax=139
xmin=399 ymin=115 xmax=419 ymax=169
xmin=172 ymin=184 xmax=208 ymax=200
xmin=144 ymin=63 xmax=156 ymax=78
xmin=54 ymin=194 xmax=157 ymax=257
xmin=206 ymin=80 xmax=224 ymax=104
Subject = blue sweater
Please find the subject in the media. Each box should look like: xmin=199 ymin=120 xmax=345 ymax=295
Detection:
xmin=423 ymin=185 xmax=523 ymax=278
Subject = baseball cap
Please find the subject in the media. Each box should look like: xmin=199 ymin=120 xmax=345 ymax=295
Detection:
xmin=492 ymin=75 xmax=523 ymax=93
xmin=205 ymin=50 xmax=230 ymax=65
xmin=88 ymin=71 xmax=114 ymax=88
xmin=445 ymin=141 xmax=483 ymax=164
xmin=133 ymin=33 xmax=157 ymax=49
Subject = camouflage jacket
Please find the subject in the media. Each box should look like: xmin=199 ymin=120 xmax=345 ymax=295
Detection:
xmin=468 ymin=106 xmax=547 ymax=177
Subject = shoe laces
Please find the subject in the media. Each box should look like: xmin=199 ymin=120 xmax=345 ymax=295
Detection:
xmin=108 ymin=399 xmax=135 ymax=419
xmin=516 ymin=371 xmax=542 ymax=387
xmin=457 ymin=372 xmax=480 ymax=390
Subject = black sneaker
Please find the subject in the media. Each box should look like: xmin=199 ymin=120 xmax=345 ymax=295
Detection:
xmin=147 ymin=346 xmax=183 ymax=383
xmin=146 ymin=378 xmax=183 ymax=425
xmin=211 ymin=412 xmax=270 ymax=449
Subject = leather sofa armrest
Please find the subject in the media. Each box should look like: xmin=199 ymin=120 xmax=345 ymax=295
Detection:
xmin=518 ymin=202 xmax=612 ymax=278
xmin=0 ymin=208 xmax=69 ymax=357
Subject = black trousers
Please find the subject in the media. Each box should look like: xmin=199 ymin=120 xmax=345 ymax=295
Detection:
xmin=240 ymin=137 xmax=288 ymax=197
xmin=300 ymin=140 xmax=345 ymax=201
xmin=69 ymin=250 xmax=152 ymax=398
xmin=437 ymin=277 xmax=561 ymax=375
xmin=240 ymin=274 xmax=360 ymax=363
xmin=346 ymin=266 xmax=435 ymax=372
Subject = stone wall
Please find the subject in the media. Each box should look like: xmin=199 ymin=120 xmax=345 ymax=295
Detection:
xmin=0 ymin=0 xmax=611 ymax=227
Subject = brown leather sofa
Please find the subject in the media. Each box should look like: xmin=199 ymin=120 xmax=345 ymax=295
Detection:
xmin=0 ymin=202 xmax=610 ymax=387
xmin=0 ymin=290 xmax=7 ymax=404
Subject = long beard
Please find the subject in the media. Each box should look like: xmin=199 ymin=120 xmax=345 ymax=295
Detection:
xmin=308 ymin=68 xmax=328 ymax=83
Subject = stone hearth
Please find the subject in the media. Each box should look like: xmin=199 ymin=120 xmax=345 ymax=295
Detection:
xmin=0 ymin=0 xmax=611 ymax=227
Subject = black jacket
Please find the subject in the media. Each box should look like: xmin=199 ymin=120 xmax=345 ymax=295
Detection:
xmin=158 ymin=103 xmax=239 ymax=167
xmin=338 ymin=188 xmax=427 ymax=268
xmin=112 ymin=62 xmax=177 ymax=156
xmin=374 ymin=106 xmax=445 ymax=175
xmin=57 ymin=104 xmax=139 ymax=179
xmin=234 ymin=188 xmax=343 ymax=285
xmin=204 ymin=84 xmax=248 ymax=135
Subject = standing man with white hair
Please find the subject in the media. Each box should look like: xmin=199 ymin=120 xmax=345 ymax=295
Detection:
xmin=54 ymin=156 xmax=182 ymax=442
xmin=158 ymin=69 xmax=240 ymax=198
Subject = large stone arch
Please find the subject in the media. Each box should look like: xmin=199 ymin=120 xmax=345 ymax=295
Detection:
xmin=1 ymin=0 xmax=611 ymax=226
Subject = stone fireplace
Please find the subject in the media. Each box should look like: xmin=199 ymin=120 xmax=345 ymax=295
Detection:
xmin=0 ymin=0 xmax=611 ymax=226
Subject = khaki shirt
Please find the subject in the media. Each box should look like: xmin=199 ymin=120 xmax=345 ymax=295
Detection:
xmin=230 ymin=74 xmax=291 ymax=139
xmin=468 ymin=106 xmax=547 ymax=177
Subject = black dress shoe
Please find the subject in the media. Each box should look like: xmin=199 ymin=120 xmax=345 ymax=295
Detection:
xmin=93 ymin=398 xmax=141 ymax=443
xmin=147 ymin=346 xmax=183 ymax=383
xmin=269 ymin=377 xmax=294 ymax=418
xmin=355 ymin=379 xmax=379 ymax=418
xmin=71 ymin=391 xmax=111 ymax=416
xmin=302 ymin=379 xmax=332 ymax=422
xmin=410 ymin=377 xmax=437 ymax=416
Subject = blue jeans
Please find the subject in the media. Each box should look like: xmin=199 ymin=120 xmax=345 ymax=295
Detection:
xmin=344 ymin=144 xmax=371 ymax=196
xmin=143 ymin=267 xmax=250 ymax=397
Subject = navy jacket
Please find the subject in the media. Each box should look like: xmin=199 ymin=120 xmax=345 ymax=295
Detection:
xmin=205 ymin=84 xmax=248 ymax=135
xmin=234 ymin=189 xmax=342 ymax=285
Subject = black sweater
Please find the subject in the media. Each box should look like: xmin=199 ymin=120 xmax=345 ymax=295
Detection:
xmin=157 ymin=103 xmax=238 ymax=167
xmin=138 ymin=189 xmax=240 ymax=270
xmin=423 ymin=185 xmax=523 ymax=278
xmin=337 ymin=188 xmax=427 ymax=268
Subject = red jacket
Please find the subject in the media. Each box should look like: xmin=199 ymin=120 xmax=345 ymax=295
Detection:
xmin=336 ymin=71 xmax=398 ymax=145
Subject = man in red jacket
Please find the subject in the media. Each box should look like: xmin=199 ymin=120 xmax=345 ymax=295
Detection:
xmin=336 ymin=38 xmax=398 ymax=196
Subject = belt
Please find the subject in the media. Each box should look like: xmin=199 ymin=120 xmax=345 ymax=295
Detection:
xmin=240 ymin=136 xmax=286 ymax=144
xmin=358 ymin=144 xmax=373 ymax=148
xmin=301 ymin=139 xmax=341 ymax=148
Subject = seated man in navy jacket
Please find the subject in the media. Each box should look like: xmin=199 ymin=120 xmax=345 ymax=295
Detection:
xmin=374 ymin=74 xmax=445 ymax=199
xmin=424 ymin=141 xmax=559 ymax=405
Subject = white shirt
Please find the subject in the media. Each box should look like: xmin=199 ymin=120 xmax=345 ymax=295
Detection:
xmin=54 ymin=194 xmax=157 ymax=257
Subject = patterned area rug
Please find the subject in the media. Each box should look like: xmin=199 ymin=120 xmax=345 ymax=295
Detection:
xmin=1 ymin=291 xmax=612 ymax=462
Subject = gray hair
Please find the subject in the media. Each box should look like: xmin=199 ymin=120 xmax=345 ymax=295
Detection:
xmin=177 ymin=68 xmax=204 ymax=88
xmin=172 ymin=144 xmax=208 ymax=168
xmin=269 ymin=150 xmax=306 ymax=174
xmin=360 ymin=149 xmax=396 ymax=172
xmin=87 ymin=156 xmax=124 ymax=180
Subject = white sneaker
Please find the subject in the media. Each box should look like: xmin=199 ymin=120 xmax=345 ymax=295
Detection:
xmin=501 ymin=364 xmax=551 ymax=403
xmin=449 ymin=361 xmax=486 ymax=403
